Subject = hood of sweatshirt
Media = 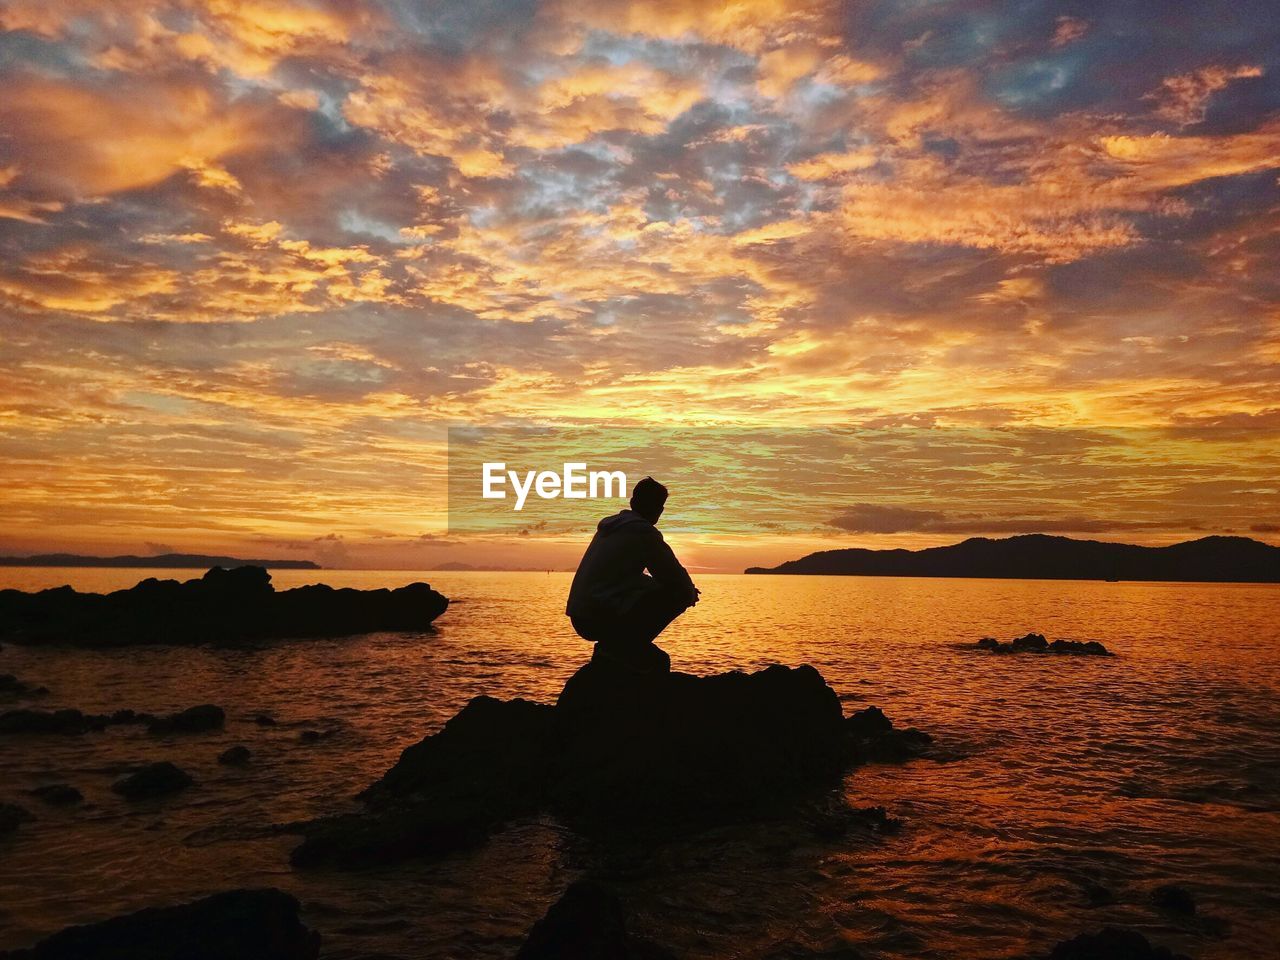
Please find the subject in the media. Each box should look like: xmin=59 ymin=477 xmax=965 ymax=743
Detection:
xmin=596 ymin=509 xmax=651 ymax=535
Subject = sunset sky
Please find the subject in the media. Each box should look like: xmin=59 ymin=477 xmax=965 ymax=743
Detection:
xmin=1 ymin=0 xmax=1278 ymax=571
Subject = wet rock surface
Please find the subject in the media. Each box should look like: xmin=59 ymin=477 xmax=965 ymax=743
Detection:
xmin=111 ymin=762 xmax=194 ymax=800
xmin=0 ymin=674 xmax=48 ymax=701
xmin=0 ymin=708 xmax=146 ymax=736
xmin=975 ymin=633 xmax=1112 ymax=656
xmin=513 ymin=880 xmax=676 ymax=960
xmin=0 ymin=565 xmax=448 ymax=647
xmin=1046 ymin=926 xmax=1192 ymax=959
xmin=0 ymin=888 xmax=320 ymax=960
xmin=293 ymin=661 xmax=930 ymax=869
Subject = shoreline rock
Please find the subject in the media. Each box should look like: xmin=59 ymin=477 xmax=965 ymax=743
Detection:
xmin=1046 ymin=926 xmax=1191 ymax=959
xmin=112 ymin=762 xmax=194 ymax=800
xmin=293 ymin=660 xmax=930 ymax=869
xmin=0 ymin=888 xmax=319 ymax=960
xmin=0 ymin=565 xmax=448 ymax=647
xmin=514 ymin=880 xmax=675 ymax=960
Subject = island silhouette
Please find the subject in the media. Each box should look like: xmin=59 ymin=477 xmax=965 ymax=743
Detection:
xmin=746 ymin=534 xmax=1280 ymax=583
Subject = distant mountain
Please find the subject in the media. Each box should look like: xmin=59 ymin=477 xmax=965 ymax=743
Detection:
xmin=0 ymin=553 xmax=321 ymax=570
xmin=745 ymin=534 xmax=1280 ymax=583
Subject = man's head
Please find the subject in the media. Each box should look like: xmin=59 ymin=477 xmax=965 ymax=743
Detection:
xmin=629 ymin=476 xmax=668 ymax=524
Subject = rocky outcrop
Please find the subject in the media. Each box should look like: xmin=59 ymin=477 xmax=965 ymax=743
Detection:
xmin=1046 ymin=926 xmax=1191 ymax=960
xmin=0 ymin=674 xmax=49 ymax=700
xmin=0 ymin=708 xmax=148 ymax=736
xmin=112 ymin=762 xmax=194 ymax=800
xmin=514 ymin=881 xmax=675 ymax=960
xmin=218 ymin=745 xmax=251 ymax=766
xmin=0 ymin=566 xmax=448 ymax=647
xmin=292 ymin=660 xmax=930 ymax=869
xmin=975 ymin=633 xmax=1111 ymax=656
xmin=147 ymin=705 xmax=225 ymax=735
xmin=0 ymin=888 xmax=319 ymax=960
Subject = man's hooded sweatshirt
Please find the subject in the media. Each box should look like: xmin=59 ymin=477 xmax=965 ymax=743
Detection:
xmin=566 ymin=509 xmax=696 ymax=621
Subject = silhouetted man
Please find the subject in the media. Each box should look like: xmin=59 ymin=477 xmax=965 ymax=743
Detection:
xmin=566 ymin=476 xmax=698 ymax=672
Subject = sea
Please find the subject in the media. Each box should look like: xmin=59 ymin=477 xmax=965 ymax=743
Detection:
xmin=1 ymin=568 xmax=1277 ymax=959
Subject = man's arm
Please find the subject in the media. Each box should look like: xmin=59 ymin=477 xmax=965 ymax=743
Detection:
xmin=643 ymin=528 xmax=698 ymax=603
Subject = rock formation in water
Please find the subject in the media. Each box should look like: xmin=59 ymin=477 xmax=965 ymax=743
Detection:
xmin=0 ymin=674 xmax=49 ymax=701
xmin=1046 ymin=926 xmax=1191 ymax=960
xmin=218 ymin=745 xmax=251 ymax=766
xmin=975 ymin=633 xmax=1111 ymax=656
xmin=513 ymin=880 xmax=676 ymax=960
xmin=0 ymin=888 xmax=320 ymax=960
xmin=291 ymin=659 xmax=931 ymax=869
xmin=29 ymin=784 xmax=83 ymax=805
xmin=0 ymin=565 xmax=448 ymax=647
xmin=112 ymin=762 xmax=194 ymax=800
xmin=147 ymin=704 xmax=225 ymax=735
xmin=0 ymin=802 xmax=34 ymax=835
xmin=0 ymin=704 xmax=228 ymax=736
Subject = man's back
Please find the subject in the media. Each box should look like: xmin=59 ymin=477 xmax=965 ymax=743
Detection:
xmin=566 ymin=508 xmax=693 ymax=621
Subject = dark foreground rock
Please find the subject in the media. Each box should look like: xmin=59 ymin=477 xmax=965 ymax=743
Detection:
xmin=112 ymin=762 xmax=194 ymax=799
xmin=514 ymin=880 xmax=675 ymax=960
xmin=976 ymin=633 xmax=1111 ymax=656
xmin=0 ymin=888 xmax=319 ymax=960
xmin=1151 ymin=884 xmax=1196 ymax=916
xmin=293 ymin=661 xmax=930 ymax=869
xmin=0 ymin=802 xmax=34 ymax=834
xmin=1046 ymin=926 xmax=1191 ymax=960
xmin=0 ymin=565 xmax=448 ymax=647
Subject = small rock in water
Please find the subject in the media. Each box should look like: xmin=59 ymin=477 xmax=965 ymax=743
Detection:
xmin=0 ymin=802 xmax=35 ymax=834
xmin=111 ymin=762 xmax=194 ymax=800
xmin=218 ymin=745 xmax=251 ymax=766
xmin=0 ymin=709 xmax=96 ymax=736
xmin=0 ymin=887 xmax=320 ymax=959
xmin=29 ymin=784 xmax=83 ymax=806
xmin=0 ymin=674 xmax=49 ymax=700
xmin=514 ymin=880 xmax=676 ymax=960
xmin=1080 ymin=881 xmax=1116 ymax=907
xmin=1047 ymin=926 xmax=1191 ymax=959
xmin=253 ymin=713 xmax=278 ymax=727
xmin=147 ymin=705 xmax=225 ymax=735
xmin=1151 ymin=883 xmax=1196 ymax=916
xmin=974 ymin=633 xmax=1111 ymax=656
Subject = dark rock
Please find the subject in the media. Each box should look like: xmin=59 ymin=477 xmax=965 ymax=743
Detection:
xmin=1 ymin=708 xmax=97 ymax=735
xmin=254 ymin=713 xmax=278 ymax=726
xmin=974 ymin=633 xmax=1111 ymax=656
xmin=299 ymin=728 xmax=337 ymax=743
xmin=844 ymin=706 xmax=932 ymax=764
xmin=0 ymin=802 xmax=34 ymax=834
xmin=1047 ymin=926 xmax=1191 ymax=960
xmin=29 ymin=784 xmax=82 ymax=805
xmin=0 ymin=566 xmax=448 ymax=647
xmin=296 ymin=661 xmax=928 ymax=869
xmin=148 ymin=705 xmax=225 ymax=735
xmin=1 ymin=708 xmax=150 ymax=736
xmin=0 ymin=674 xmax=48 ymax=700
xmin=0 ymin=887 xmax=319 ymax=960
xmin=1152 ymin=884 xmax=1196 ymax=916
xmin=218 ymin=746 xmax=251 ymax=766
xmin=1012 ymin=632 xmax=1049 ymax=652
xmin=514 ymin=880 xmax=676 ymax=960
xmin=112 ymin=762 xmax=194 ymax=800
xmin=1081 ymin=881 xmax=1116 ymax=907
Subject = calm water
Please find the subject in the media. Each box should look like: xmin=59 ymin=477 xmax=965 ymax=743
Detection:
xmin=1 ymin=568 xmax=1278 ymax=959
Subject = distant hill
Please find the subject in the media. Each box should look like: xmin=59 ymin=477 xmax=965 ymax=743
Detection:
xmin=745 ymin=534 xmax=1280 ymax=583
xmin=0 ymin=553 xmax=321 ymax=570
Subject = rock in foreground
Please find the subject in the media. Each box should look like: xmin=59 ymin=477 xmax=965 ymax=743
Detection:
xmin=0 ymin=566 xmax=448 ymax=647
xmin=1046 ymin=926 xmax=1191 ymax=960
xmin=976 ymin=633 xmax=1111 ymax=656
xmin=514 ymin=880 xmax=675 ymax=960
xmin=293 ymin=661 xmax=929 ymax=869
xmin=0 ymin=888 xmax=319 ymax=960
